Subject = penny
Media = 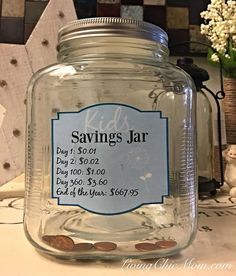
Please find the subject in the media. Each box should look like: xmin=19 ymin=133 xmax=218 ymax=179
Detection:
xmin=135 ymin=242 xmax=159 ymax=251
xmin=73 ymin=243 xmax=94 ymax=251
xmin=42 ymin=235 xmax=74 ymax=251
xmin=94 ymin=242 xmax=117 ymax=251
xmin=155 ymin=240 xmax=177 ymax=249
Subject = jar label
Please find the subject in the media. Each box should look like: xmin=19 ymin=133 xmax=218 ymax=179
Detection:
xmin=51 ymin=104 xmax=169 ymax=215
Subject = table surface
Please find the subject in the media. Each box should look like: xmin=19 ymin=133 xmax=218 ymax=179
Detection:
xmin=0 ymin=175 xmax=236 ymax=276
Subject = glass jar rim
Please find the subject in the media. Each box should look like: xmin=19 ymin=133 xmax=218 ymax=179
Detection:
xmin=58 ymin=17 xmax=168 ymax=47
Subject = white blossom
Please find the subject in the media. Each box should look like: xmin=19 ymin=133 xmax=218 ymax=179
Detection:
xmin=211 ymin=53 xmax=220 ymax=62
xmin=201 ymin=0 xmax=236 ymax=60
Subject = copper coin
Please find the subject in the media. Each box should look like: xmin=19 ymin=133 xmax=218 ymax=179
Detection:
xmin=135 ymin=242 xmax=159 ymax=251
xmin=43 ymin=235 xmax=74 ymax=251
xmin=94 ymin=242 xmax=117 ymax=251
xmin=155 ymin=240 xmax=177 ymax=249
xmin=73 ymin=243 xmax=94 ymax=251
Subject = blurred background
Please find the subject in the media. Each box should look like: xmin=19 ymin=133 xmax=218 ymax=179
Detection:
xmin=0 ymin=0 xmax=210 ymax=55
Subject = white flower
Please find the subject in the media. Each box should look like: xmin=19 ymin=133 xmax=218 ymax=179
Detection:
xmin=201 ymin=0 xmax=236 ymax=56
xmin=211 ymin=53 xmax=220 ymax=62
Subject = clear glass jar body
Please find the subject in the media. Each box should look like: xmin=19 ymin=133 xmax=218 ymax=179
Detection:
xmin=197 ymin=91 xmax=214 ymax=187
xmin=24 ymin=25 xmax=197 ymax=260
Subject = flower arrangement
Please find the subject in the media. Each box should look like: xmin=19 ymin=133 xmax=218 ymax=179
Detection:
xmin=201 ymin=0 xmax=236 ymax=78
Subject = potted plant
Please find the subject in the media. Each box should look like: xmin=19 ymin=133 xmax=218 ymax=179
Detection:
xmin=201 ymin=0 xmax=236 ymax=195
xmin=201 ymin=0 xmax=236 ymax=145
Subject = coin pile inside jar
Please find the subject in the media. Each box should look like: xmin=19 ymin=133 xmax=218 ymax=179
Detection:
xmin=42 ymin=235 xmax=177 ymax=252
xmin=134 ymin=240 xmax=177 ymax=251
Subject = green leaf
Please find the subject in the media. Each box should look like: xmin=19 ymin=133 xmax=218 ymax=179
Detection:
xmin=228 ymin=40 xmax=236 ymax=62
xmin=207 ymin=48 xmax=219 ymax=66
xmin=219 ymin=54 xmax=236 ymax=76
xmin=206 ymin=47 xmax=236 ymax=78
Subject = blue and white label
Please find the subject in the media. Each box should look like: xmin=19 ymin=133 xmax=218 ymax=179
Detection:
xmin=51 ymin=103 xmax=169 ymax=215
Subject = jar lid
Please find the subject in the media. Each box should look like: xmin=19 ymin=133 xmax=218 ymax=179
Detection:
xmin=58 ymin=17 xmax=168 ymax=47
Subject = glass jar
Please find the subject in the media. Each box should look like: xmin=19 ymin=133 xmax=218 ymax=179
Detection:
xmin=176 ymin=57 xmax=218 ymax=196
xmin=197 ymin=88 xmax=215 ymax=192
xmin=24 ymin=17 xmax=197 ymax=260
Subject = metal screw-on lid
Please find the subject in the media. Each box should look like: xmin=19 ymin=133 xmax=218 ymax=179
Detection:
xmin=58 ymin=17 xmax=168 ymax=47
